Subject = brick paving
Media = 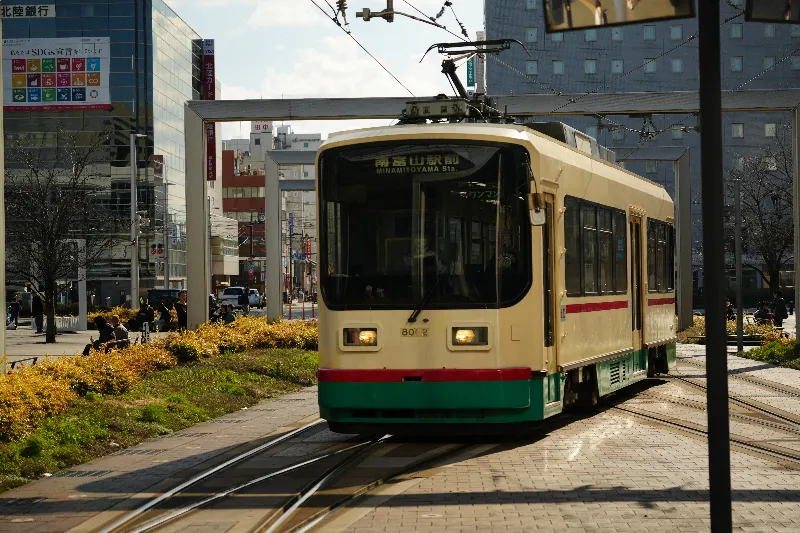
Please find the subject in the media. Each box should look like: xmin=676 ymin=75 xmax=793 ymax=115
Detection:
xmin=4 ymin=346 xmax=800 ymax=532
xmin=336 ymin=347 xmax=800 ymax=533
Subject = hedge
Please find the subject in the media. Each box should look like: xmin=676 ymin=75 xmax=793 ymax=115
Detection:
xmin=0 ymin=317 xmax=318 ymax=442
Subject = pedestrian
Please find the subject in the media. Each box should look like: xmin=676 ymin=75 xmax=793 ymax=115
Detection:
xmin=83 ymin=316 xmax=115 ymax=356
xmin=789 ymin=299 xmax=794 ymax=316
xmin=773 ymin=290 xmax=788 ymax=328
xmin=8 ymin=296 xmax=20 ymax=326
xmin=31 ymin=293 xmax=44 ymax=334
xmin=238 ymin=290 xmax=250 ymax=316
xmin=175 ymin=290 xmax=188 ymax=330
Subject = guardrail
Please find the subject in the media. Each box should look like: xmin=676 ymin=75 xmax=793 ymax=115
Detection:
xmin=30 ymin=316 xmax=80 ymax=333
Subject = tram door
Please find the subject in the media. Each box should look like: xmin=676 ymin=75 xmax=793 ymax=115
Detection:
xmin=630 ymin=216 xmax=644 ymax=350
xmin=543 ymin=195 xmax=558 ymax=376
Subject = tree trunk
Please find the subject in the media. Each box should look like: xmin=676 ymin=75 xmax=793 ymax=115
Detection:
xmin=767 ymin=266 xmax=781 ymax=295
xmin=45 ymin=285 xmax=57 ymax=344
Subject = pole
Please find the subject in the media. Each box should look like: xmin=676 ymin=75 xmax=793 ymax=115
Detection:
xmin=163 ymin=176 xmax=170 ymax=290
xmin=793 ymin=107 xmax=799 ymax=354
xmin=0 ymin=25 xmax=7 ymax=361
xmin=735 ymin=179 xmax=743 ymax=353
xmin=130 ymin=133 xmax=140 ymax=311
xmin=207 ymin=198 xmax=212 ymax=297
xmin=698 ymin=1 xmax=732 ymax=530
xmin=184 ymin=105 xmax=209 ymax=329
xmin=77 ymin=240 xmax=87 ymax=331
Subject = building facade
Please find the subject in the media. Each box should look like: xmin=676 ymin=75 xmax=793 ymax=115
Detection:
xmin=2 ymin=0 xmax=233 ymax=306
xmin=222 ymin=125 xmax=320 ymax=299
xmin=486 ymin=0 xmax=799 ymax=271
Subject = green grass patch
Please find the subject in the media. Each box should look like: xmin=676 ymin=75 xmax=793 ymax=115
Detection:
xmin=0 ymin=349 xmax=318 ymax=493
xmin=738 ymin=341 xmax=800 ymax=370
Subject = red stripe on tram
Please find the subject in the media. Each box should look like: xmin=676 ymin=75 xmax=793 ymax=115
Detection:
xmin=648 ymin=297 xmax=676 ymax=306
xmin=318 ymin=368 xmax=533 ymax=383
xmin=565 ymin=300 xmax=629 ymax=314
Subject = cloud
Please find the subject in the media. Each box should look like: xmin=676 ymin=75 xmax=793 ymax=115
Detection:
xmin=247 ymin=0 xmax=328 ymax=28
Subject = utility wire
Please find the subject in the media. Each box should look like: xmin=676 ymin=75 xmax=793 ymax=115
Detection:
xmin=308 ymin=0 xmax=416 ymax=97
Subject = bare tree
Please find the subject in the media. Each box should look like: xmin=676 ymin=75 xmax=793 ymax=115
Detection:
xmin=725 ymin=122 xmax=794 ymax=293
xmin=5 ymin=126 xmax=127 ymax=343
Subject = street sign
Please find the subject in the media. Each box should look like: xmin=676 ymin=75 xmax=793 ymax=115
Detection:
xmin=171 ymin=225 xmax=178 ymax=245
xmin=466 ymin=56 xmax=475 ymax=88
xmin=288 ymin=212 xmax=294 ymax=235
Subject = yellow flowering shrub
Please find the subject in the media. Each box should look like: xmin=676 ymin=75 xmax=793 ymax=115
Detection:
xmin=87 ymin=306 xmax=137 ymax=327
xmin=0 ymin=319 xmax=317 ymax=442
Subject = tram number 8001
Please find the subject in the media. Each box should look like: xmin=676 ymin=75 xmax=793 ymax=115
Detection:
xmin=401 ymin=328 xmax=429 ymax=337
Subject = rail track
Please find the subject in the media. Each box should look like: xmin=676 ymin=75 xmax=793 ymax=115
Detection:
xmin=95 ymin=419 xmax=483 ymax=533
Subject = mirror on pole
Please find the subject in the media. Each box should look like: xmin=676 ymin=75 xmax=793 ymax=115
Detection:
xmin=542 ymin=0 xmax=694 ymax=32
xmin=745 ymin=0 xmax=800 ymax=23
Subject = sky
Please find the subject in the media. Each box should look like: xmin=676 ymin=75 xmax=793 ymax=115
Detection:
xmin=166 ymin=0 xmax=486 ymax=140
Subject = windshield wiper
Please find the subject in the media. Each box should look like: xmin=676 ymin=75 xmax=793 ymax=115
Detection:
xmin=408 ymin=272 xmax=445 ymax=323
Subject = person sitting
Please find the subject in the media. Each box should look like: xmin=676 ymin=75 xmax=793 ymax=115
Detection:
xmin=221 ymin=304 xmax=237 ymax=325
xmin=82 ymin=316 xmax=115 ymax=356
xmin=154 ymin=302 xmax=173 ymax=331
xmin=754 ymin=302 xmax=773 ymax=325
xmin=109 ymin=315 xmax=129 ymax=348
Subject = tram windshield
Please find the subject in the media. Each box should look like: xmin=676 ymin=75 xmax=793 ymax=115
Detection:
xmin=318 ymin=141 xmax=532 ymax=310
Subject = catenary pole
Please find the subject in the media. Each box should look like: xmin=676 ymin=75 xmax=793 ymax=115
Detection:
xmin=735 ymin=179 xmax=743 ymax=354
xmin=698 ymin=1 xmax=732 ymax=530
xmin=130 ymin=133 xmax=140 ymax=310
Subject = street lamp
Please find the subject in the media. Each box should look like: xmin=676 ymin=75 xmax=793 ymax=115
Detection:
xmin=130 ymin=133 xmax=146 ymax=310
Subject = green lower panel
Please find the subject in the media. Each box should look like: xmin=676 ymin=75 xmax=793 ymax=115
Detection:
xmin=596 ymin=349 xmax=649 ymax=397
xmin=320 ymin=377 xmax=563 ymax=424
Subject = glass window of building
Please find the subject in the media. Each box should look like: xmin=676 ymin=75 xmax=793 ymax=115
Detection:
xmin=765 ymin=123 xmax=777 ymax=137
xmin=730 ymin=24 xmax=743 ymax=38
xmin=611 ymin=59 xmax=623 ymax=74
xmin=643 ymin=26 xmax=656 ymax=40
xmin=645 ymin=161 xmax=658 ymax=174
xmin=644 ymin=59 xmax=656 ymax=73
xmin=671 ymin=58 xmax=683 ymax=73
xmin=584 ymin=59 xmax=597 ymax=74
xmin=672 ymin=127 xmax=684 ymax=140
xmin=792 ymin=57 xmax=800 ymax=70
xmin=254 ymin=138 xmax=261 ymax=146
xmin=551 ymin=32 xmax=563 ymax=42
xmin=792 ymin=25 xmax=800 ymax=37
xmin=526 ymin=60 xmax=538 ymax=75
xmin=764 ymin=23 xmax=775 ymax=38
xmin=670 ymin=25 xmax=682 ymax=40
xmin=731 ymin=0 xmax=742 ymax=5
xmin=526 ymin=27 xmax=538 ymax=42
xmin=612 ymin=128 xmax=624 ymax=141
xmin=222 ymin=188 xmax=229 ymax=199
xmin=730 ymin=57 xmax=743 ymax=72
xmin=733 ymin=157 xmax=744 ymax=171
xmin=585 ymin=29 xmax=597 ymax=41
xmin=764 ymin=56 xmax=776 ymax=70
xmin=586 ymin=125 xmax=598 ymax=138
xmin=553 ymin=60 xmax=564 ymax=75
xmin=526 ymin=0 xmax=537 ymax=9
xmin=732 ymin=123 xmax=744 ymax=138
xmin=611 ymin=27 xmax=623 ymax=41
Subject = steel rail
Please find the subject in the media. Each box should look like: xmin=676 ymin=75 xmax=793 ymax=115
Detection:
xmin=677 ymin=357 xmax=800 ymax=398
xmin=612 ymin=405 xmax=800 ymax=466
xmin=127 ymin=439 xmax=379 ymax=533
xmin=98 ymin=419 xmax=325 ymax=533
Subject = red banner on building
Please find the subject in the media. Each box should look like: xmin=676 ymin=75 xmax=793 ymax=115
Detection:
xmin=206 ymin=122 xmax=216 ymax=181
xmin=202 ymin=39 xmax=215 ymax=100
xmin=305 ymin=237 xmax=311 ymax=255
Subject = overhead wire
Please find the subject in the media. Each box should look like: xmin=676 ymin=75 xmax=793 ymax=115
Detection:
xmin=307 ymin=0 xmax=416 ymax=97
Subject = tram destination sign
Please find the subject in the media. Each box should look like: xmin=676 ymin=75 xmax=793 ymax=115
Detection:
xmin=373 ymin=153 xmax=469 ymax=175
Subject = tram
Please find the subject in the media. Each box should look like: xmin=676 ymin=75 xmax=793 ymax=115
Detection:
xmin=314 ymin=113 xmax=676 ymax=433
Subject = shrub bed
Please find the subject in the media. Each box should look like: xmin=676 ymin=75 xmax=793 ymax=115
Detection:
xmin=738 ymin=339 xmax=800 ymax=370
xmin=677 ymin=316 xmax=784 ymax=344
xmin=0 ymin=317 xmax=318 ymax=442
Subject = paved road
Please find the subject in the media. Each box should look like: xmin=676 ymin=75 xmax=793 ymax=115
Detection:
xmin=3 ymin=345 xmax=800 ymax=532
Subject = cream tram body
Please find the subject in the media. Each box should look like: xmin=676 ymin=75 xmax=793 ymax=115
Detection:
xmin=314 ymin=122 xmax=676 ymax=432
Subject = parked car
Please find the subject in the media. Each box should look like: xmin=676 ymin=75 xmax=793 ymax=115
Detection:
xmin=222 ymin=286 xmax=263 ymax=309
xmin=147 ymin=289 xmax=180 ymax=306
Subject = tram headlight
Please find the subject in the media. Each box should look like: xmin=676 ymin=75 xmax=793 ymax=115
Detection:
xmin=343 ymin=328 xmax=378 ymax=346
xmin=452 ymin=327 xmax=489 ymax=346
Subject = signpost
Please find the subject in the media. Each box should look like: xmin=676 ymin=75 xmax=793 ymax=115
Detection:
xmin=466 ymin=56 xmax=475 ymax=89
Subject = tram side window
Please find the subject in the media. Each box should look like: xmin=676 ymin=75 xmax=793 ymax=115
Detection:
xmin=565 ymin=197 xmax=582 ymax=296
xmin=598 ymin=208 xmax=614 ymax=294
xmin=582 ymin=204 xmax=598 ymax=294
xmin=647 ymin=219 xmax=675 ymax=293
xmin=564 ymin=196 xmax=627 ymax=296
xmin=614 ymin=211 xmax=628 ymax=292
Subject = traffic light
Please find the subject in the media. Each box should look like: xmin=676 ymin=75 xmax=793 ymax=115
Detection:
xmin=157 ymin=243 xmax=163 ymax=255
xmin=150 ymin=244 xmax=156 ymax=256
